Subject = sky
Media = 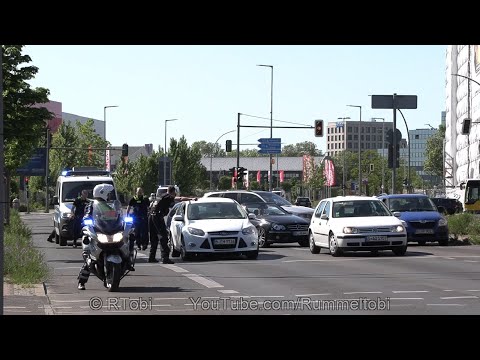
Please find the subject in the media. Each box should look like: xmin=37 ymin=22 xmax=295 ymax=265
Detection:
xmin=25 ymin=45 xmax=446 ymax=153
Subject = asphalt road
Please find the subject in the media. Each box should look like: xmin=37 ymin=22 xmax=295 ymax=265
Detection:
xmin=4 ymin=212 xmax=480 ymax=315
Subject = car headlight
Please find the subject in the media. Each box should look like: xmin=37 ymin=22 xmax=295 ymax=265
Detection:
xmin=188 ymin=227 xmax=205 ymax=236
xmin=438 ymin=218 xmax=448 ymax=226
xmin=242 ymin=226 xmax=257 ymax=235
xmin=62 ymin=213 xmax=72 ymax=219
xmin=272 ymin=223 xmax=286 ymax=231
xmin=390 ymin=225 xmax=405 ymax=233
xmin=343 ymin=227 xmax=359 ymax=234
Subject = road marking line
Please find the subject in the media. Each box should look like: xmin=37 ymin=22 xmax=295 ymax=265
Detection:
xmin=463 ymin=260 xmax=479 ymax=263
xmin=218 ymin=290 xmax=239 ymax=294
xmin=4 ymin=306 xmax=26 ymax=309
xmin=230 ymin=295 xmax=251 ymax=298
xmin=249 ymin=295 xmax=285 ymax=298
xmin=440 ymin=296 xmax=478 ymax=300
xmin=343 ymin=291 xmax=382 ymax=295
xmin=156 ymin=309 xmax=195 ymax=312
xmin=443 ymin=290 xmax=454 ymax=292
xmin=51 ymin=311 xmax=91 ymax=314
xmin=151 ymin=304 xmax=172 ymax=307
xmin=295 ymin=293 xmax=331 ymax=297
xmin=53 ymin=306 xmax=73 ymax=309
xmin=466 ymin=290 xmax=480 ymax=292
xmin=427 ymin=304 xmax=465 ymax=306
xmin=154 ymin=297 xmax=189 ymax=301
xmin=160 ymin=264 xmax=189 ymax=273
xmin=392 ymin=290 xmax=429 ymax=293
xmin=50 ymin=299 xmax=89 ymax=303
xmin=4 ymin=309 xmax=32 ymax=312
xmin=292 ymin=248 xmax=309 ymax=251
xmin=389 ymin=297 xmax=424 ymax=300
xmin=184 ymin=303 xmax=194 ymax=306
xmin=182 ymin=273 xmax=224 ymax=288
xmin=53 ymin=266 xmax=82 ymax=270
xmin=443 ymin=257 xmax=455 ymax=260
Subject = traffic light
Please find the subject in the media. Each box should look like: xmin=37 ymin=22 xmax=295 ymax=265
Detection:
xmin=237 ymin=167 xmax=247 ymax=182
xmin=122 ymin=143 xmax=129 ymax=157
xmin=25 ymin=177 xmax=29 ymax=188
xmin=314 ymin=120 xmax=324 ymax=137
xmin=388 ymin=144 xmax=400 ymax=169
xmin=226 ymin=140 xmax=232 ymax=152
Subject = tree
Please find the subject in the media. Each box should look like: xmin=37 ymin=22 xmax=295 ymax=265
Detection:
xmin=169 ymin=136 xmax=207 ymax=195
xmin=130 ymin=151 xmax=162 ymax=196
xmin=3 ymin=45 xmax=53 ymax=221
xmin=191 ymin=141 xmax=226 ymax=158
xmin=424 ymin=124 xmax=445 ymax=178
xmin=218 ymin=176 xmax=232 ymax=190
xmin=249 ymin=180 xmax=260 ymax=190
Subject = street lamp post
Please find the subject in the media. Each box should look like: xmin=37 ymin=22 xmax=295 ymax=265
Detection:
xmin=257 ymin=64 xmax=274 ymax=191
xmin=347 ymin=105 xmax=362 ymax=195
xmin=103 ymin=105 xmax=118 ymax=168
xmin=372 ymin=117 xmax=385 ymax=193
xmin=210 ymin=130 xmax=236 ymax=190
xmin=338 ymin=117 xmax=350 ymax=196
xmin=164 ymin=119 xmax=178 ymax=185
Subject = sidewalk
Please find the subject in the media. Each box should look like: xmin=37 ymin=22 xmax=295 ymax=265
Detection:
xmin=3 ymin=282 xmax=53 ymax=315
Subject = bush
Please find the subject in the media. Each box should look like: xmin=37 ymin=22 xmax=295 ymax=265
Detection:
xmin=467 ymin=218 xmax=480 ymax=244
xmin=447 ymin=213 xmax=476 ymax=239
xmin=4 ymin=211 xmax=49 ymax=285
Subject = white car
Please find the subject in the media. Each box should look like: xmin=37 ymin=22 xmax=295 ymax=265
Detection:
xmin=309 ymin=196 xmax=407 ymax=256
xmin=169 ymin=198 xmax=259 ymax=260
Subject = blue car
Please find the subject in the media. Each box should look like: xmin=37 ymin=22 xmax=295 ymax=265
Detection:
xmin=376 ymin=194 xmax=449 ymax=246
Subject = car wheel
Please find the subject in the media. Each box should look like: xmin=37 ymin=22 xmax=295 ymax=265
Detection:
xmin=417 ymin=240 xmax=426 ymax=246
xmin=392 ymin=245 xmax=407 ymax=256
xmin=258 ymin=227 xmax=270 ymax=248
xmin=180 ymin=246 xmax=193 ymax=261
xmin=438 ymin=238 xmax=449 ymax=246
xmin=329 ymin=233 xmax=342 ymax=257
xmin=170 ymin=238 xmax=181 ymax=257
xmin=309 ymin=232 xmax=320 ymax=254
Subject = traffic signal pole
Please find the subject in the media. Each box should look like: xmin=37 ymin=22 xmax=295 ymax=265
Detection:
xmin=392 ymin=93 xmax=397 ymax=194
xmin=45 ymin=127 xmax=50 ymax=213
xmin=237 ymin=113 xmax=241 ymax=189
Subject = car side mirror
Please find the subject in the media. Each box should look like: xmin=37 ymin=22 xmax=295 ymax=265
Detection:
xmin=320 ymin=213 xmax=329 ymax=220
xmin=248 ymin=213 xmax=256 ymax=220
xmin=437 ymin=206 xmax=445 ymax=214
xmin=53 ymin=196 xmax=59 ymax=205
xmin=393 ymin=211 xmax=401 ymax=217
xmin=173 ymin=215 xmax=184 ymax=222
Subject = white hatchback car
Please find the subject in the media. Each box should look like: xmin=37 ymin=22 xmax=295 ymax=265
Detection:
xmin=309 ymin=196 xmax=407 ymax=256
xmin=169 ymin=198 xmax=259 ymax=260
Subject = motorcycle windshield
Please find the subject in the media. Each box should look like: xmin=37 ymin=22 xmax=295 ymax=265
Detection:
xmin=91 ymin=200 xmax=124 ymax=235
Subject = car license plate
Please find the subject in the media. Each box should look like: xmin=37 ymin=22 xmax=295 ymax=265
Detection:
xmin=213 ymin=238 xmax=236 ymax=245
xmin=293 ymin=231 xmax=308 ymax=236
xmin=416 ymin=229 xmax=434 ymax=234
xmin=367 ymin=236 xmax=387 ymax=241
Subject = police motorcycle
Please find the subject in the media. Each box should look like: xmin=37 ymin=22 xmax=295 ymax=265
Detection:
xmin=81 ymin=186 xmax=136 ymax=292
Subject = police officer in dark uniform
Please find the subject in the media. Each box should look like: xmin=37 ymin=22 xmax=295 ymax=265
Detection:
xmin=127 ymin=187 xmax=150 ymax=250
xmin=148 ymin=186 xmax=195 ymax=263
xmin=71 ymin=189 xmax=90 ymax=248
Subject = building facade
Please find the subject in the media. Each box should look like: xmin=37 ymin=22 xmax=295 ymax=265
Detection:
xmin=445 ymin=45 xmax=480 ymax=186
xmin=409 ymin=128 xmax=438 ymax=183
xmin=326 ymin=119 xmax=395 ymax=157
xmin=62 ymin=112 xmax=105 ymax=139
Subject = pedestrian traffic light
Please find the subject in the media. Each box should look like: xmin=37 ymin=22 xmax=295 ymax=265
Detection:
xmin=237 ymin=167 xmax=247 ymax=182
xmin=226 ymin=140 xmax=232 ymax=152
xmin=122 ymin=143 xmax=129 ymax=157
xmin=388 ymin=144 xmax=400 ymax=169
xmin=314 ymin=120 xmax=324 ymax=137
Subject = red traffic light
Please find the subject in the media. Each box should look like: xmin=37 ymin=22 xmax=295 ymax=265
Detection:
xmin=314 ymin=120 xmax=324 ymax=137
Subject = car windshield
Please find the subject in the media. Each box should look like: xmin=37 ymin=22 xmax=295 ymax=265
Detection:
xmin=244 ymin=203 xmax=289 ymax=216
xmin=62 ymin=181 xmax=115 ymax=202
xmin=332 ymin=200 xmax=391 ymax=218
xmin=187 ymin=202 xmax=246 ymax=220
xmin=255 ymin=192 xmax=292 ymax=206
xmin=389 ymin=197 xmax=438 ymax=212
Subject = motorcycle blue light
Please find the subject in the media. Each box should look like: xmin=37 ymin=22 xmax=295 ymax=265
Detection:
xmin=83 ymin=218 xmax=94 ymax=226
xmin=124 ymin=216 xmax=133 ymax=223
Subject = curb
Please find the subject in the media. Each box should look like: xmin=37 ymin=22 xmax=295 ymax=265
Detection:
xmin=3 ymin=282 xmax=46 ymax=297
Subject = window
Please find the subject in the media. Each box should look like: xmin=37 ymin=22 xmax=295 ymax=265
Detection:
xmin=348 ymin=126 xmax=352 ymax=132
xmin=327 ymin=144 xmax=330 ymax=149
xmin=361 ymin=135 xmax=364 ymax=141
xmin=367 ymin=127 xmax=371 ymax=133
xmin=348 ymin=143 xmax=352 ymax=149
xmin=348 ymin=135 xmax=352 ymax=140
xmin=223 ymin=193 xmax=238 ymax=201
xmin=240 ymin=193 xmax=262 ymax=204
xmin=415 ymin=134 xmax=419 ymax=139
xmin=354 ymin=135 xmax=358 ymax=140
xmin=366 ymin=135 xmax=370 ymax=141
xmin=315 ymin=201 xmax=327 ymax=218
xmin=361 ymin=143 xmax=364 ymax=149
xmin=322 ymin=201 xmax=331 ymax=218
xmin=372 ymin=135 xmax=376 ymax=141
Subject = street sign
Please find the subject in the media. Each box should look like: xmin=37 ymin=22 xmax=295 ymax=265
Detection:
xmin=258 ymin=148 xmax=281 ymax=154
xmin=258 ymin=138 xmax=281 ymax=143
xmin=371 ymin=95 xmax=417 ymax=109
xmin=258 ymin=143 xmax=281 ymax=150
xmin=16 ymin=148 xmax=47 ymax=176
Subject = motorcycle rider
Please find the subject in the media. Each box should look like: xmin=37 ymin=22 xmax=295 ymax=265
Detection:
xmin=77 ymin=183 xmax=134 ymax=290
xmin=126 ymin=187 xmax=150 ymax=251
xmin=148 ymin=185 xmax=196 ymax=264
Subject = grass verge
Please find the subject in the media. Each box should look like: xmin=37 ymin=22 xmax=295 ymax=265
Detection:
xmin=4 ymin=210 xmax=49 ymax=285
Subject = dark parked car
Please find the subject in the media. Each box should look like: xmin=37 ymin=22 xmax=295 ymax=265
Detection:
xmin=295 ymin=197 xmax=312 ymax=207
xmin=431 ymin=197 xmax=463 ymax=215
xmin=243 ymin=203 xmax=310 ymax=248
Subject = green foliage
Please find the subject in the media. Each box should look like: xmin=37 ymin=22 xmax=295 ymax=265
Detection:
xmin=447 ymin=213 xmax=476 ymax=238
xmin=2 ymin=45 xmax=53 ymax=173
xmin=424 ymin=124 xmax=445 ymax=178
xmin=218 ymin=176 xmax=232 ymax=190
xmin=191 ymin=141 xmax=226 ymax=157
xmin=4 ymin=211 xmax=49 ymax=284
xmin=280 ymin=180 xmax=293 ymax=193
xmin=249 ymin=180 xmax=260 ymax=190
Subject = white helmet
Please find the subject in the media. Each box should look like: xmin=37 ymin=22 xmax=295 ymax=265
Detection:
xmin=93 ymin=183 xmax=114 ymax=201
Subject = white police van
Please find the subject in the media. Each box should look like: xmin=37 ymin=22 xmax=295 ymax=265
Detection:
xmin=52 ymin=167 xmax=118 ymax=246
